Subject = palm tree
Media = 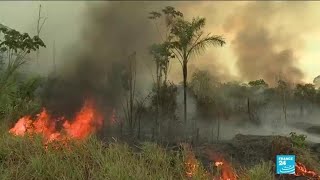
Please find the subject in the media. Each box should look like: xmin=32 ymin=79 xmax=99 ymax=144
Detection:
xmin=168 ymin=17 xmax=225 ymax=124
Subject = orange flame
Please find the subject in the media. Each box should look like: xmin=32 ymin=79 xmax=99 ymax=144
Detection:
xmin=295 ymin=162 xmax=320 ymax=179
xmin=214 ymin=159 xmax=237 ymax=180
xmin=9 ymin=99 xmax=103 ymax=146
xmin=185 ymin=151 xmax=199 ymax=178
xmin=207 ymin=151 xmax=237 ymax=180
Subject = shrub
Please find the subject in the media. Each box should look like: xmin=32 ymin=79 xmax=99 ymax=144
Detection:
xmin=238 ymin=161 xmax=274 ymax=180
xmin=289 ymin=132 xmax=307 ymax=148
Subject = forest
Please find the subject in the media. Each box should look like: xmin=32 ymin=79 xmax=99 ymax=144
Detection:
xmin=0 ymin=3 xmax=320 ymax=180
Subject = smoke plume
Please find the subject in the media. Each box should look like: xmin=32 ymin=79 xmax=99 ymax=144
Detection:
xmin=223 ymin=2 xmax=304 ymax=85
xmin=41 ymin=2 xmax=162 ymax=117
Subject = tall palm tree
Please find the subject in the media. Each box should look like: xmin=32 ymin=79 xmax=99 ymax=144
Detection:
xmin=168 ymin=17 xmax=225 ymax=124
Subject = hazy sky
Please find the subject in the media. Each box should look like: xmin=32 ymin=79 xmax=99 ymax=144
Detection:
xmin=0 ymin=1 xmax=319 ymax=84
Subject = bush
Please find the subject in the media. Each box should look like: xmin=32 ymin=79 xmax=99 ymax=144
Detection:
xmin=290 ymin=132 xmax=307 ymax=148
xmin=238 ymin=161 xmax=274 ymax=180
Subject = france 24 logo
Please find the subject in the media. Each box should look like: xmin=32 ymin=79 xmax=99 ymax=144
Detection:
xmin=276 ymin=155 xmax=296 ymax=174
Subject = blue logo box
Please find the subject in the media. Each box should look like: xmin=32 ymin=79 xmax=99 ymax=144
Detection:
xmin=276 ymin=155 xmax=296 ymax=174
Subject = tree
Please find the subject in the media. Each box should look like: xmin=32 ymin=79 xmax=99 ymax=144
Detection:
xmin=149 ymin=6 xmax=226 ymax=125
xmin=169 ymin=17 xmax=225 ymax=125
xmin=248 ymin=79 xmax=269 ymax=88
xmin=35 ymin=4 xmax=47 ymax=66
xmin=149 ymin=43 xmax=173 ymax=132
xmin=0 ymin=24 xmax=46 ymax=122
xmin=122 ymin=52 xmax=137 ymax=136
xmin=277 ymin=80 xmax=289 ymax=125
xmin=294 ymin=83 xmax=316 ymax=116
xmin=148 ymin=8 xmax=181 ymax=139
xmin=247 ymin=79 xmax=269 ymax=124
xmin=0 ymin=25 xmax=46 ymax=92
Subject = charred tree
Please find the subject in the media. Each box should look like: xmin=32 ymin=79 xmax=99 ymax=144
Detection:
xmin=35 ymin=4 xmax=47 ymax=66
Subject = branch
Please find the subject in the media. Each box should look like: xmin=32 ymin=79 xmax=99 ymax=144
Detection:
xmin=170 ymin=48 xmax=183 ymax=66
xmin=186 ymin=32 xmax=203 ymax=58
xmin=186 ymin=34 xmax=225 ymax=60
xmin=39 ymin=17 xmax=47 ymax=33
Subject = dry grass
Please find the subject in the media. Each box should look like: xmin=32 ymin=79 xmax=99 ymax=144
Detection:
xmin=238 ymin=161 xmax=274 ymax=180
xmin=0 ymin=127 xmax=211 ymax=180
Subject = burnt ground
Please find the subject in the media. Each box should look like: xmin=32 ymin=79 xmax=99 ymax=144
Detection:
xmin=102 ymin=129 xmax=320 ymax=179
xmin=290 ymin=122 xmax=320 ymax=136
xmin=306 ymin=126 xmax=320 ymax=136
xmin=191 ymin=134 xmax=320 ymax=180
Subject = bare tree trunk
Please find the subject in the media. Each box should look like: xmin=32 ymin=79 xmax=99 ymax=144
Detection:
xmin=211 ymin=125 xmax=214 ymax=143
xmin=122 ymin=52 xmax=137 ymax=137
xmin=182 ymin=60 xmax=188 ymax=140
xmin=138 ymin=114 xmax=141 ymax=139
xmin=247 ymin=97 xmax=252 ymax=122
xmin=156 ymin=62 xmax=161 ymax=139
xmin=217 ymin=116 xmax=220 ymax=142
xmin=52 ymin=40 xmax=56 ymax=76
xmin=36 ymin=4 xmax=47 ymax=66
xmin=282 ymin=91 xmax=287 ymax=125
xmin=196 ymin=128 xmax=199 ymax=143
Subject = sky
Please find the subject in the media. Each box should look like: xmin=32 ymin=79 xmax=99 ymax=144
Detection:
xmin=0 ymin=1 xmax=319 ymax=84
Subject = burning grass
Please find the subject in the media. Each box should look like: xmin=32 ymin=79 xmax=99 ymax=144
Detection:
xmin=3 ymin=100 xmax=320 ymax=180
xmin=9 ymin=99 xmax=103 ymax=145
xmin=0 ymin=132 xmax=187 ymax=180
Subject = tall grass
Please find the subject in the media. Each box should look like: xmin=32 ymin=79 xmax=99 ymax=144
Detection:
xmin=238 ymin=161 xmax=274 ymax=180
xmin=0 ymin=128 xmax=210 ymax=180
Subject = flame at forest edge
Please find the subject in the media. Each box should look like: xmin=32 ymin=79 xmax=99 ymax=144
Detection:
xmin=9 ymin=99 xmax=103 ymax=145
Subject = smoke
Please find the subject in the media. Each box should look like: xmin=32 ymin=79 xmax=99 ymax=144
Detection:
xmin=41 ymin=2 xmax=164 ymax=117
xmin=223 ymin=2 xmax=305 ymax=85
xmin=314 ymin=75 xmax=320 ymax=88
xmin=35 ymin=2 xmax=320 ymax=141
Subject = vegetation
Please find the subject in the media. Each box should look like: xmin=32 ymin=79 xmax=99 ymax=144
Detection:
xmin=290 ymin=132 xmax=307 ymax=149
xmin=1 ymin=5 xmax=320 ymax=180
xmin=0 ymin=131 xmax=189 ymax=180
xmin=149 ymin=6 xmax=226 ymax=127
xmin=239 ymin=161 xmax=274 ymax=180
xmin=0 ymin=24 xmax=45 ymax=125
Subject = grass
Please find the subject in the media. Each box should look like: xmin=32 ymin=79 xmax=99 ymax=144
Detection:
xmin=0 ymin=127 xmax=210 ymax=180
xmin=1 ymin=123 xmax=319 ymax=180
xmin=238 ymin=161 xmax=274 ymax=180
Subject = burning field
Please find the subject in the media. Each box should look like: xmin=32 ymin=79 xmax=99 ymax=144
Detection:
xmin=2 ymin=101 xmax=320 ymax=180
xmin=1 ymin=1 xmax=320 ymax=180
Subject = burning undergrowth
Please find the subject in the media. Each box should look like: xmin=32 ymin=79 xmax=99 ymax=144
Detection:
xmin=9 ymin=99 xmax=104 ymax=148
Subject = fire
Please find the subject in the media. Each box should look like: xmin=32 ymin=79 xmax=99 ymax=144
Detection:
xmin=9 ymin=99 xmax=103 ymax=146
xmin=185 ymin=150 xmax=199 ymax=178
xmin=295 ymin=162 xmax=320 ymax=179
xmin=180 ymin=143 xmax=199 ymax=178
xmin=214 ymin=159 xmax=237 ymax=180
xmin=207 ymin=150 xmax=237 ymax=180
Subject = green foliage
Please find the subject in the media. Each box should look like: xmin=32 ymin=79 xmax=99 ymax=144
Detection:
xmin=289 ymin=132 xmax=307 ymax=148
xmin=248 ymin=79 xmax=268 ymax=88
xmin=292 ymin=145 xmax=320 ymax=174
xmin=239 ymin=161 xmax=274 ymax=180
xmin=0 ymin=27 xmax=45 ymax=53
xmin=0 ymin=75 xmax=42 ymax=123
xmin=168 ymin=17 xmax=225 ymax=60
xmin=0 ymin=26 xmax=45 ymax=123
xmin=150 ymin=82 xmax=178 ymax=118
xmin=294 ymin=83 xmax=316 ymax=102
xmin=189 ymin=69 xmax=217 ymax=105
